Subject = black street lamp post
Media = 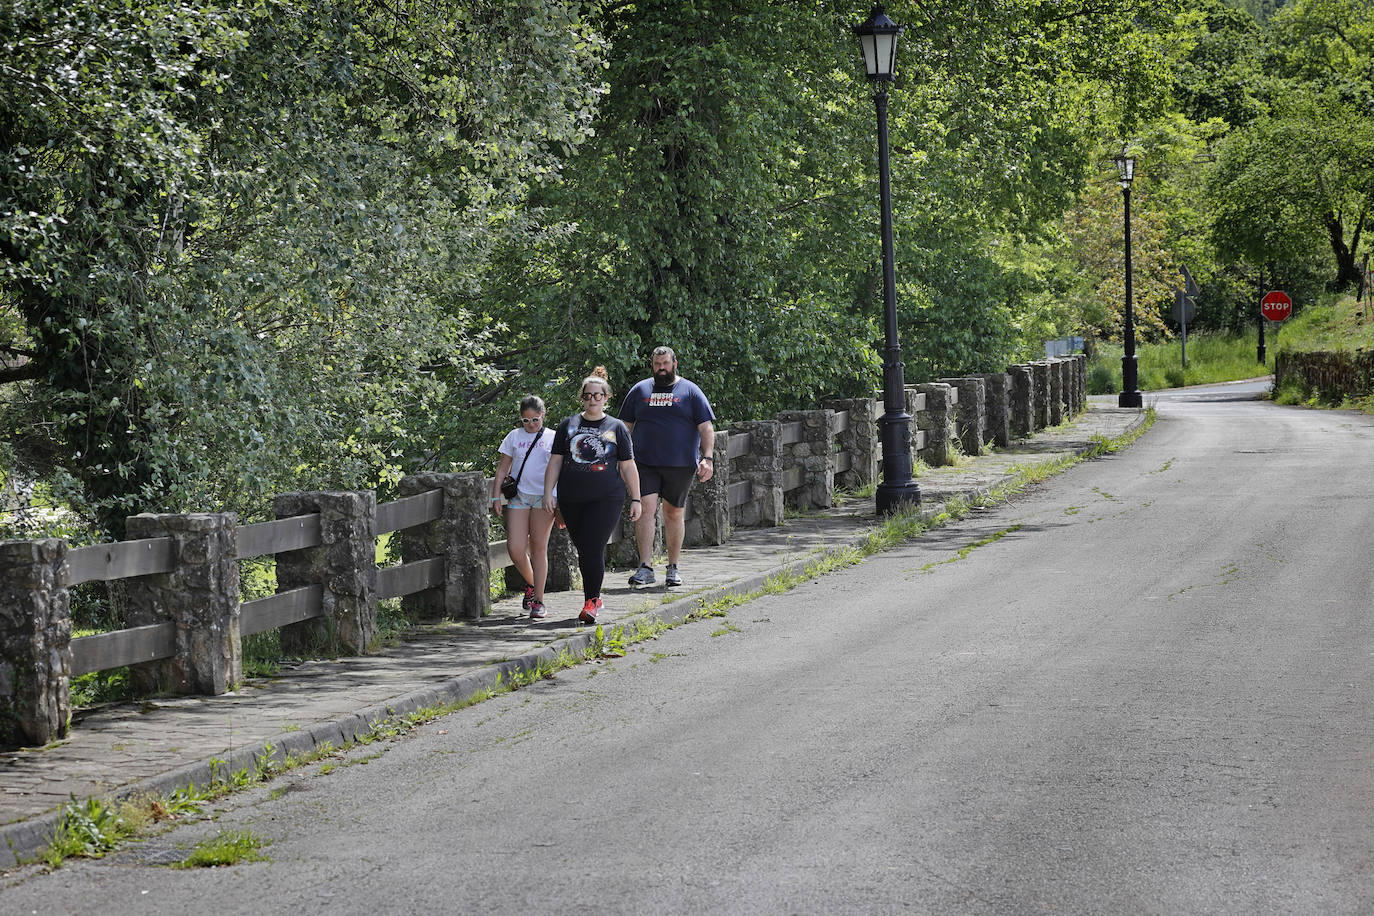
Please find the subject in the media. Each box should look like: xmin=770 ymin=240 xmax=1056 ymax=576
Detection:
xmin=1116 ymin=149 xmax=1142 ymax=408
xmin=856 ymin=4 xmax=920 ymax=514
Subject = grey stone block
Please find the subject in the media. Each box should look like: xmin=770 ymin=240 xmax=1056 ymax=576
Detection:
xmin=125 ymin=513 xmax=241 ymax=695
xmin=0 ymin=539 xmax=70 ymax=747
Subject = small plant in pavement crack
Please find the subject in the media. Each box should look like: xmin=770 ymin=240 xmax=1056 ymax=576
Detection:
xmin=172 ymin=829 xmax=270 ymax=868
xmin=42 ymin=796 xmax=135 ymax=868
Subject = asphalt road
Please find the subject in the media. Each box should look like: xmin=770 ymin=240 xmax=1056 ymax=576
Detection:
xmin=6 ymin=387 xmax=1374 ymax=915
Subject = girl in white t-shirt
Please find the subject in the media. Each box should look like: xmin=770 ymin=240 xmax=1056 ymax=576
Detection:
xmin=491 ymin=395 xmax=556 ymax=619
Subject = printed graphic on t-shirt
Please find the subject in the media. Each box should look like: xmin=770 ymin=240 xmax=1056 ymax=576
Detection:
xmin=570 ymin=427 xmax=615 ymax=471
xmin=647 ymin=391 xmax=680 ymax=407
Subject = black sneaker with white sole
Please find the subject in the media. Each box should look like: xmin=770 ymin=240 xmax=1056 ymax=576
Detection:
xmin=665 ymin=564 xmax=683 ymax=587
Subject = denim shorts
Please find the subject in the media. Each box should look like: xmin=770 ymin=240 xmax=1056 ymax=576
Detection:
xmin=506 ymin=491 xmax=544 ymax=510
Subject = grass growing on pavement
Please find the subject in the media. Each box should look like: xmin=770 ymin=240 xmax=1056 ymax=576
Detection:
xmin=41 ymin=796 xmax=137 ymax=868
xmin=172 ymin=829 xmax=270 ymax=868
xmin=920 ymin=525 xmax=1024 ymax=573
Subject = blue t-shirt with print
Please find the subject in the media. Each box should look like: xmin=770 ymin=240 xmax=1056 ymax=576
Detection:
xmin=618 ymin=377 xmax=715 ymax=467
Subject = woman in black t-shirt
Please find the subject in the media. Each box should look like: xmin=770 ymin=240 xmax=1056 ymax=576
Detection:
xmin=544 ymin=367 xmax=641 ymax=624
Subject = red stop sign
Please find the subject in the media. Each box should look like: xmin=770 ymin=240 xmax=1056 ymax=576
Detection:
xmin=1261 ymin=290 xmax=1292 ymax=322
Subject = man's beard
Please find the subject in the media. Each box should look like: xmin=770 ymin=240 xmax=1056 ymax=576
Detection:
xmin=653 ymin=370 xmax=675 ymax=385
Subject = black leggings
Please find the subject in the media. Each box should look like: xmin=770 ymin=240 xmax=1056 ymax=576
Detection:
xmin=558 ymin=497 xmax=624 ymax=600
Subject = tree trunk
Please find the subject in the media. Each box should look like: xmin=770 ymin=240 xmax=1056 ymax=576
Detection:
xmin=1325 ymin=210 xmax=1362 ymax=290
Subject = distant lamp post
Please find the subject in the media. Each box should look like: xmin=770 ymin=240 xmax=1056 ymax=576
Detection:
xmin=855 ymin=4 xmax=920 ymax=514
xmin=1116 ymin=148 xmax=1142 ymax=408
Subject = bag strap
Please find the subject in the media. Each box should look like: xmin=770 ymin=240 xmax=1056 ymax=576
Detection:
xmin=511 ymin=428 xmax=544 ymax=487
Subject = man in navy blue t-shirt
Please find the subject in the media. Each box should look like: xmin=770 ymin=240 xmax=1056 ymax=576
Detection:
xmin=618 ymin=346 xmax=715 ymax=588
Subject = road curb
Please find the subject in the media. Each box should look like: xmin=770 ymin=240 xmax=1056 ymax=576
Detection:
xmin=0 ymin=407 xmax=1149 ymax=869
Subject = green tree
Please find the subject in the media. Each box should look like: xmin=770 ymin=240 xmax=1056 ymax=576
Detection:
xmin=489 ymin=0 xmax=1181 ymax=414
xmin=1207 ymin=94 xmax=1372 ymax=290
xmin=1 ymin=0 xmax=605 ymax=537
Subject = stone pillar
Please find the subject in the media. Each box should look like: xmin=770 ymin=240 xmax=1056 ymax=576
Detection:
xmin=1074 ymin=354 xmax=1087 ymax=414
xmin=544 ymin=526 xmax=576 ymax=592
xmin=606 ymin=500 xmax=651 ymax=570
xmin=275 ymin=491 xmax=377 ymax=652
xmin=124 ymin=513 xmax=241 ymax=695
xmin=730 ymin=420 xmax=783 ymax=528
xmin=0 ymin=540 xmax=70 ymax=747
xmin=916 ymin=383 xmax=956 ymax=466
xmin=398 ymin=473 xmax=488 ymax=621
xmin=1031 ymin=362 xmax=1051 ymax=430
xmin=1059 ymin=359 xmax=1074 ymax=419
xmin=777 ymin=409 xmax=835 ymax=511
xmin=1047 ymin=359 xmax=1066 ymax=426
xmin=685 ymin=430 xmax=730 ymax=547
xmin=902 ymin=387 xmax=925 ymax=465
xmin=503 ymin=518 xmax=576 ymax=593
xmin=824 ymin=398 xmax=879 ymax=492
xmin=1007 ymin=365 xmax=1034 ymax=439
xmin=938 ymin=377 xmax=987 ymax=457
xmin=980 ymin=373 xmax=1012 ymax=448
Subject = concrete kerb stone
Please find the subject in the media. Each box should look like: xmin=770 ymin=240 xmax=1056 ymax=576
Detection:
xmin=0 ymin=407 xmax=1150 ymax=870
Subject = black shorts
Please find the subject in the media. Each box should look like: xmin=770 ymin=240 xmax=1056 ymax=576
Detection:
xmin=638 ymin=465 xmax=696 ymax=508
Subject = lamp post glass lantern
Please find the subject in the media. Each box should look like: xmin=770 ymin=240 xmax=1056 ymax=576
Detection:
xmin=855 ymin=4 xmax=920 ymax=514
xmin=1116 ymin=150 xmax=1142 ymax=408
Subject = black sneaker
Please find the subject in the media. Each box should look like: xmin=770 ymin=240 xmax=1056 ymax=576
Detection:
xmin=522 ymin=584 xmax=536 ymax=611
xmin=665 ymin=564 xmax=683 ymax=587
xmin=628 ymin=564 xmax=655 ymax=587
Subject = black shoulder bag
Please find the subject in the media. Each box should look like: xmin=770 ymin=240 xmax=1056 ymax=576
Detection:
xmin=500 ymin=430 xmax=543 ymax=500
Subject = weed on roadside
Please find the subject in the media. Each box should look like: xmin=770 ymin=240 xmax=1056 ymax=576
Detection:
xmin=42 ymin=796 xmax=135 ymax=868
xmin=171 ymin=829 xmax=269 ymax=868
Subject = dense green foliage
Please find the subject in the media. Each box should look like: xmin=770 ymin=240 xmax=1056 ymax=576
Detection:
xmin=2 ymin=0 xmax=1370 ymax=548
xmin=2 ymin=0 xmax=604 ymax=536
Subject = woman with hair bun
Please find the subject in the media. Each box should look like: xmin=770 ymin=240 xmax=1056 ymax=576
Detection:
xmin=543 ymin=367 xmax=641 ymax=623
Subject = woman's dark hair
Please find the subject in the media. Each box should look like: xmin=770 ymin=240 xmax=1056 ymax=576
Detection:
xmin=519 ymin=395 xmax=545 ymax=413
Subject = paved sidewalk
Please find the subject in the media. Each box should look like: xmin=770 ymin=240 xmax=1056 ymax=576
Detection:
xmin=0 ymin=405 xmax=1148 ymax=867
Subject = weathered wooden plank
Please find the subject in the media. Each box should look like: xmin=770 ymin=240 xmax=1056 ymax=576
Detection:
xmin=377 ymin=557 xmax=445 ymax=600
xmin=726 ymin=432 xmax=752 ymax=459
xmin=376 ymin=489 xmax=443 ymax=535
xmin=727 ymin=479 xmax=753 ymax=509
xmin=70 ymin=623 xmax=176 ymax=677
xmin=67 ymin=538 xmax=175 ymax=586
xmin=240 ymin=585 xmax=324 ymax=636
xmin=489 ymin=539 xmax=509 ymax=562
xmin=833 ymin=410 xmax=849 ymax=433
xmin=835 ymin=451 xmax=852 ymax=474
xmin=783 ymin=466 xmax=804 ymax=492
xmin=780 ymin=421 xmax=805 ymax=447
xmin=236 ymin=514 xmax=321 ymax=560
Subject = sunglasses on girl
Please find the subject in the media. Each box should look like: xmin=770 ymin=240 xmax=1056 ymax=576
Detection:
xmin=580 ymin=391 xmax=606 ymax=400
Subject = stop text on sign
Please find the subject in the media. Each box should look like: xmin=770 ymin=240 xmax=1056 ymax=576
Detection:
xmin=1261 ymin=290 xmax=1292 ymax=322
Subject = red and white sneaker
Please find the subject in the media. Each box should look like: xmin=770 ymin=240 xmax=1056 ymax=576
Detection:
xmin=579 ymin=597 xmax=603 ymax=624
xmin=521 ymin=584 xmax=536 ymax=611
xmin=528 ymin=599 xmax=548 ymax=620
